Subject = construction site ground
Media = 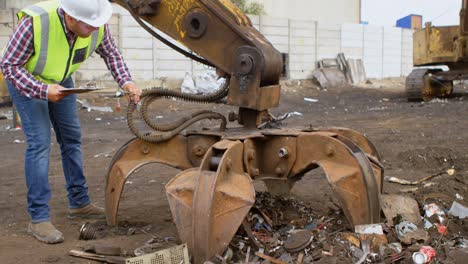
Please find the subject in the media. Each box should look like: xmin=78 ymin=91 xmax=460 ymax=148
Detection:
xmin=0 ymin=78 xmax=467 ymax=263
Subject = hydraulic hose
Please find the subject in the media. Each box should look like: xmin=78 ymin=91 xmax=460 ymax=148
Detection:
xmin=127 ymin=78 xmax=230 ymax=143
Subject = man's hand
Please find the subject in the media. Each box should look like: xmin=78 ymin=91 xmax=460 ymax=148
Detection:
xmin=47 ymin=84 xmax=67 ymax=103
xmin=216 ymin=68 xmax=227 ymax=78
xmin=122 ymin=82 xmax=142 ymax=104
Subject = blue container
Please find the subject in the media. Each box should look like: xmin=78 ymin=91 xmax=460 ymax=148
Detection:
xmin=396 ymin=14 xmax=422 ymax=29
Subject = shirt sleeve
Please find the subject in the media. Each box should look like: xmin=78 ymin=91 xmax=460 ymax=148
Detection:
xmin=0 ymin=17 xmax=49 ymax=100
xmin=95 ymin=24 xmax=133 ymax=88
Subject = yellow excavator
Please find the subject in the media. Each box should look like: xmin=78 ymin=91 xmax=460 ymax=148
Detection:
xmin=106 ymin=0 xmax=383 ymax=262
xmin=406 ymin=0 xmax=468 ymax=101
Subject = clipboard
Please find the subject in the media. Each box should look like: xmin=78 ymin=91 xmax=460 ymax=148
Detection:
xmin=59 ymin=87 xmax=103 ymax=94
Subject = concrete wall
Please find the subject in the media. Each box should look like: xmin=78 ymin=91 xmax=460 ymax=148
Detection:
xmin=253 ymin=16 xmax=413 ymax=80
xmin=261 ymin=0 xmax=360 ymax=24
xmin=1 ymin=3 xmax=414 ymax=86
xmin=4 ymin=0 xmax=37 ymax=9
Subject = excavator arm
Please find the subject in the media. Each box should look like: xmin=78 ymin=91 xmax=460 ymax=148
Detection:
xmin=461 ymin=0 xmax=468 ymax=35
xmin=112 ymin=0 xmax=282 ymax=124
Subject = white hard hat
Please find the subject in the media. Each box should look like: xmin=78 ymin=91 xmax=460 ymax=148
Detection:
xmin=59 ymin=0 xmax=113 ymax=28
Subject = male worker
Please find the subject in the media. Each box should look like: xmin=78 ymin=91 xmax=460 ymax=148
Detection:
xmin=0 ymin=0 xmax=142 ymax=244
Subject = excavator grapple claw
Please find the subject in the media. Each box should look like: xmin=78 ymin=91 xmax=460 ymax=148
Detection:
xmin=105 ymin=129 xmax=382 ymax=263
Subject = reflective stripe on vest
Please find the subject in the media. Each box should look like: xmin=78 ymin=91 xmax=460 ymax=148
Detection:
xmin=27 ymin=5 xmax=49 ymax=76
xmin=19 ymin=0 xmax=104 ymax=84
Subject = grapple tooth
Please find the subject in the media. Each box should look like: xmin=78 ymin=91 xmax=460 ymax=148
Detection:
xmin=166 ymin=140 xmax=255 ymax=264
xmin=105 ymin=136 xmax=193 ymax=226
xmin=292 ymin=132 xmax=382 ymax=226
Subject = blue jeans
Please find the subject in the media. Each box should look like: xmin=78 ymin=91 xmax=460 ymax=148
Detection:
xmin=7 ymin=78 xmax=90 ymax=223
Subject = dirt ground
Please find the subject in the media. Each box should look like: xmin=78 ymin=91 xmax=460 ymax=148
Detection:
xmin=0 ymin=78 xmax=467 ymax=263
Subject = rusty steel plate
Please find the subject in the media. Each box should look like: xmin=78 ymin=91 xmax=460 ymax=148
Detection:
xmin=284 ymin=230 xmax=313 ymax=252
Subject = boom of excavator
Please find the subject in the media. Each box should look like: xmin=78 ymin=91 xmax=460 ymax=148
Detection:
xmin=106 ymin=1 xmax=383 ymax=262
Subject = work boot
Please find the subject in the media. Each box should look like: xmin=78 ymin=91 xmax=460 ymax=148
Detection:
xmin=28 ymin=222 xmax=64 ymax=244
xmin=68 ymin=203 xmax=105 ymax=219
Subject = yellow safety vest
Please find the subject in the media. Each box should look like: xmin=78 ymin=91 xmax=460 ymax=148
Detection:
xmin=18 ymin=0 xmax=104 ymax=84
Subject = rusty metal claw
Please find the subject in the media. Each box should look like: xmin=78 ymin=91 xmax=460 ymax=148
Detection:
xmin=105 ymin=136 xmax=193 ymax=225
xmin=291 ymin=132 xmax=382 ymax=226
xmin=166 ymin=140 xmax=255 ymax=263
xmin=105 ymin=130 xmax=383 ymax=262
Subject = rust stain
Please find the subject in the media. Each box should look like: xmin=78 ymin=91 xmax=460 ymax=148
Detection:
xmin=165 ymin=0 xmax=197 ymax=39
xmin=218 ymin=0 xmax=250 ymax=26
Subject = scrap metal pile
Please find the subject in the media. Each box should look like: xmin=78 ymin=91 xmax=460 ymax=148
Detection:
xmin=228 ymin=192 xmax=349 ymax=263
xmin=217 ymin=192 xmax=467 ymax=264
xmin=69 ymin=189 xmax=466 ymax=263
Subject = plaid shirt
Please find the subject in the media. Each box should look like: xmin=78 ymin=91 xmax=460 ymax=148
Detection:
xmin=0 ymin=8 xmax=133 ymax=100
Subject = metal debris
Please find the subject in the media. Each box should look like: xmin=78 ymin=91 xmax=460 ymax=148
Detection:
xmin=126 ymin=244 xmax=189 ymax=264
xmin=355 ymin=224 xmax=384 ymax=235
xmin=448 ymin=201 xmax=468 ymax=219
xmin=395 ymin=221 xmax=429 ymax=245
xmin=355 ymin=239 xmax=370 ymax=264
xmin=69 ymin=250 xmax=125 ymax=264
xmin=84 ymin=243 xmax=122 ymax=256
xmin=381 ymin=194 xmax=422 ymax=226
xmin=79 ymin=222 xmax=97 ymax=240
xmin=134 ymin=238 xmax=167 ymax=256
xmin=284 ymin=230 xmax=313 ymax=253
xmin=412 ymin=246 xmax=436 ymax=264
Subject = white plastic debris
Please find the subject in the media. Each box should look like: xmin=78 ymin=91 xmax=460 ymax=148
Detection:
xmin=429 ymin=98 xmax=448 ymax=104
xmin=304 ymin=97 xmax=319 ymax=103
xmin=448 ymin=202 xmax=468 ymax=219
xmin=424 ymin=203 xmax=445 ymax=218
xmin=396 ymin=221 xmax=418 ymax=237
xmin=424 ymin=219 xmax=434 ymax=230
xmin=424 ymin=203 xmax=446 ymax=223
xmin=93 ymin=150 xmax=114 ymax=158
xmin=355 ymin=224 xmax=384 ymax=235
xmin=447 ymin=168 xmax=456 ymax=176
xmin=385 ymin=176 xmax=412 ymax=185
xmin=181 ymin=71 xmax=225 ymax=94
xmin=456 ymin=194 xmax=464 ymax=200
xmin=77 ymin=99 xmax=113 ymax=113
xmin=181 ymin=72 xmax=196 ymax=93
xmin=290 ymin=111 xmax=303 ymax=116
xmin=13 ymin=139 xmax=25 ymax=144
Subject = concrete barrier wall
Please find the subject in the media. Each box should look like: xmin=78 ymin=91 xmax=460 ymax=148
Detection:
xmin=0 ymin=10 xmax=13 ymax=51
xmin=289 ymin=20 xmax=317 ymax=79
xmin=363 ymin=26 xmax=384 ymax=79
xmin=401 ymin=29 xmax=414 ymax=77
xmin=0 ymin=5 xmax=414 ymax=85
